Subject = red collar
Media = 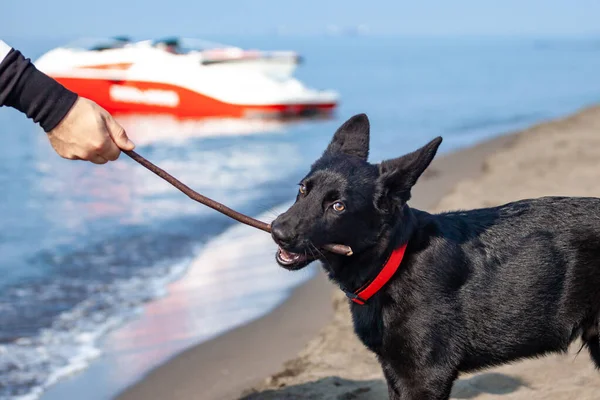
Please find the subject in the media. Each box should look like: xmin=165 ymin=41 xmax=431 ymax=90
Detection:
xmin=346 ymin=243 xmax=408 ymax=305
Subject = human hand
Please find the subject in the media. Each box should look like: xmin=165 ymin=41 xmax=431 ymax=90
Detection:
xmin=46 ymin=97 xmax=135 ymax=164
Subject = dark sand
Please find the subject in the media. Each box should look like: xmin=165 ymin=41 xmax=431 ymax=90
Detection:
xmin=117 ymin=131 xmax=516 ymax=400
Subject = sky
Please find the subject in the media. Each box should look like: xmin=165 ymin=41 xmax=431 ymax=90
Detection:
xmin=2 ymin=0 xmax=600 ymax=39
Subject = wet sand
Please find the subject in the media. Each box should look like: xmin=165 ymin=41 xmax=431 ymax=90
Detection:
xmin=117 ymin=129 xmax=517 ymax=399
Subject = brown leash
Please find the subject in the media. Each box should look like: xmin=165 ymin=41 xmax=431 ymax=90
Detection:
xmin=124 ymin=150 xmax=353 ymax=256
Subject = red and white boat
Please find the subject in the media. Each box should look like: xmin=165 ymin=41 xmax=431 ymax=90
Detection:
xmin=35 ymin=37 xmax=338 ymax=119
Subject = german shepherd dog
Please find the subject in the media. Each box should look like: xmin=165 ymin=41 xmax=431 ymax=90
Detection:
xmin=270 ymin=114 xmax=600 ymax=399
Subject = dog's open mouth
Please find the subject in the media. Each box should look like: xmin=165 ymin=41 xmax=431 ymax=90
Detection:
xmin=276 ymin=247 xmax=315 ymax=270
xmin=276 ymin=248 xmax=306 ymax=265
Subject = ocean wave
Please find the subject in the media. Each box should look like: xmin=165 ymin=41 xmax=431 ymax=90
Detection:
xmin=0 ymin=259 xmax=190 ymax=400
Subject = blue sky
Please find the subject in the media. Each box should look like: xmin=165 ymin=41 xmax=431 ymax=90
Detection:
xmin=3 ymin=0 xmax=599 ymax=39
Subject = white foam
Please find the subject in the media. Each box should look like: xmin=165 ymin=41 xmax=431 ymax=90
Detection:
xmin=0 ymin=260 xmax=190 ymax=400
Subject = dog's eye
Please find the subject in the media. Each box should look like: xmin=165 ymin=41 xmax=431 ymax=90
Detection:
xmin=332 ymin=201 xmax=345 ymax=213
xmin=299 ymin=184 xmax=308 ymax=195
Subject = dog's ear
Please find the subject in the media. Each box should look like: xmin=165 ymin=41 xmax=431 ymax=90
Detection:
xmin=325 ymin=114 xmax=370 ymax=160
xmin=375 ymin=137 xmax=442 ymax=209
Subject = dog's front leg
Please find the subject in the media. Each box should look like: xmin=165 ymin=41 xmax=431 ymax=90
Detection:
xmin=381 ymin=361 xmax=457 ymax=400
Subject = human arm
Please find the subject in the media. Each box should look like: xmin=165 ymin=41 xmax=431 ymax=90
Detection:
xmin=0 ymin=40 xmax=134 ymax=163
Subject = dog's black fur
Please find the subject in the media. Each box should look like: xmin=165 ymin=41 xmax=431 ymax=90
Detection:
xmin=271 ymin=114 xmax=600 ymax=399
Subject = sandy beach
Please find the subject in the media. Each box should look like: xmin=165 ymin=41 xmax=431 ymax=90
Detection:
xmin=238 ymin=106 xmax=600 ymax=400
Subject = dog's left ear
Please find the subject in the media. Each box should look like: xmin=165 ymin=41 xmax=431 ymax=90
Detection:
xmin=375 ymin=137 xmax=443 ymax=209
xmin=324 ymin=113 xmax=370 ymax=160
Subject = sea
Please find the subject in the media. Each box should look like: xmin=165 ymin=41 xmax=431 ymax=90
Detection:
xmin=1 ymin=34 xmax=600 ymax=399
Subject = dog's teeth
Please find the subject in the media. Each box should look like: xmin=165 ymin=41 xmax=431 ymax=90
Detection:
xmin=277 ymin=247 xmax=310 ymax=266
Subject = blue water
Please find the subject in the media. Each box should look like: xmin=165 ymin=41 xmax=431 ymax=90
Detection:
xmin=1 ymin=35 xmax=600 ymax=399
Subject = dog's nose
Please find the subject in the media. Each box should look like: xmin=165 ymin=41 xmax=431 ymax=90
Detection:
xmin=271 ymin=222 xmax=294 ymax=246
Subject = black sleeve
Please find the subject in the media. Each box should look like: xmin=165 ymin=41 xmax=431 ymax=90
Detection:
xmin=0 ymin=49 xmax=78 ymax=132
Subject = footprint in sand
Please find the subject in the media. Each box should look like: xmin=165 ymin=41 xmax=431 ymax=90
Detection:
xmin=451 ymin=373 xmax=527 ymax=398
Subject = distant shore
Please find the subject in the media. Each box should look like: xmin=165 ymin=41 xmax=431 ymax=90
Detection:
xmin=241 ymin=105 xmax=600 ymax=400
xmin=116 ymin=120 xmax=519 ymax=399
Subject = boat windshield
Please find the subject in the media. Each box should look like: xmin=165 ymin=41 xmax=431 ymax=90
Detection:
xmin=61 ymin=36 xmax=133 ymax=51
xmin=60 ymin=36 xmax=239 ymax=54
xmin=151 ymin=37 xmax=238 ymax=54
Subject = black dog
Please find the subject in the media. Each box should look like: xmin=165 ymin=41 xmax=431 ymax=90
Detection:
xmin=271 ymin=114 xmax=600 ymax=399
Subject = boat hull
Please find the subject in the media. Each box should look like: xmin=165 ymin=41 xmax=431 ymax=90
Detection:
xmin=53 ymin=77 xmax=336 ymax=119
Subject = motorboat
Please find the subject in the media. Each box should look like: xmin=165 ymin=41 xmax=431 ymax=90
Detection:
xmin=34 ymin=37 xmax=338 ymax=118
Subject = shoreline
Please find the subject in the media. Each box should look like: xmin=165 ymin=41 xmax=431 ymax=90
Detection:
xmin=117 ymin=271 xmax=333 ymax=400
xmin=116 ymin=131 xmax=518 ymax=400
